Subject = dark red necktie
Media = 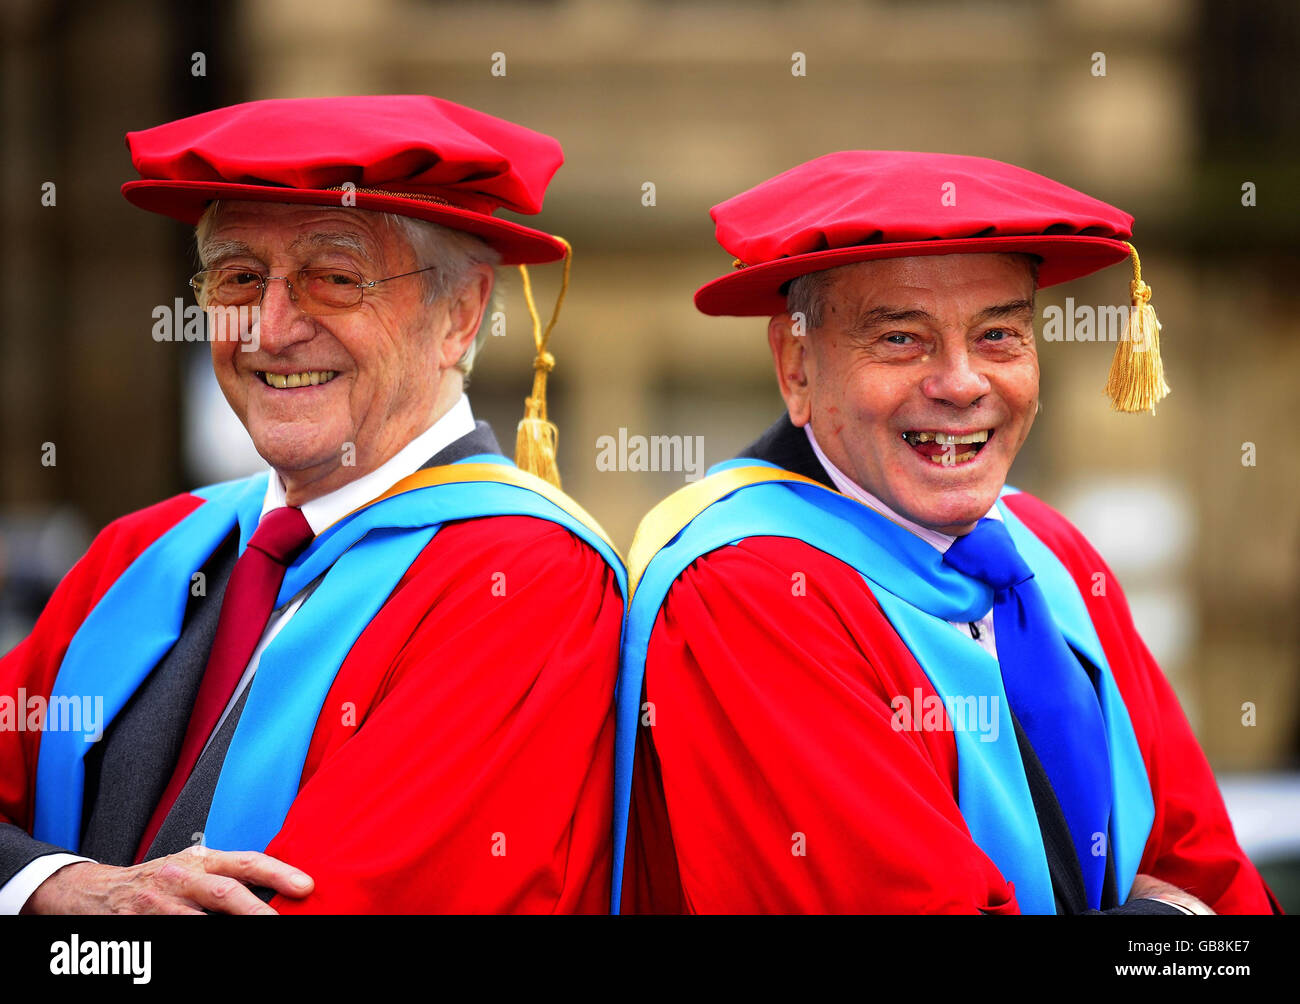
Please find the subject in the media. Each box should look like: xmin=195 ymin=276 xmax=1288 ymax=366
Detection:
xmin=135 ymin=506 xmax=314 ymax=862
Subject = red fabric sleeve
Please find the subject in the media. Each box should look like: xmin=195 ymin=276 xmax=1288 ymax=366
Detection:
xmin=0 ymin=495 xmax=202 ymax=833
xmin=265 ymin=515 xmax=623 ymax=914
xmin=623 ymin=536 xmax=1021 ymax=914
xmin=1003 ymin=492 xmax=1281 ymax=915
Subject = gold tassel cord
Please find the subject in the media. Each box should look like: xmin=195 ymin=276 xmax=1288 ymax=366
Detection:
xmin=1105 ymin=242 xmax=1171 ymax=414
xmin=515 ymin=237 xmax=571 ymax=488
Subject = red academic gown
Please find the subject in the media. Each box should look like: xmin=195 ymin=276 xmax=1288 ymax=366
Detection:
xmin=1 ymin=495 xmax=623 ymax=913
xmin=622 ymin=491 xmax=1279 ymax=914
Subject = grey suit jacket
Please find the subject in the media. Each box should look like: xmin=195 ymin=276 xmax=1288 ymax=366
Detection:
xmin=0 ymin=421 xmax=503 ymax=884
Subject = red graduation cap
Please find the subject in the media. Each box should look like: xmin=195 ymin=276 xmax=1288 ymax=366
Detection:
xmin=122 ymin=94 xmax=567 ymax=265
xmin=696 ymin=150 xmax=1168 ymax=413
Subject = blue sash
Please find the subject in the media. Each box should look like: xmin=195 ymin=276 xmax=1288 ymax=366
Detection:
xmin=614 ymin=459 xmax=1153 ymax=914
xmin=34 ymin=455 xmax=626 ymax=854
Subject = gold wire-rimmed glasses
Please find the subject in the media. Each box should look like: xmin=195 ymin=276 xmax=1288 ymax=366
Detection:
xmin=189 ymin=266 xmax=437 ymax=316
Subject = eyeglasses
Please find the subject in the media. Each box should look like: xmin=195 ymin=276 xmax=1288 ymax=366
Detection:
xmin=189 ymin=266 xmax=437 ymax=316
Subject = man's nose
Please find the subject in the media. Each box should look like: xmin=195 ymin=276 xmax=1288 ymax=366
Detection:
xmin=921 ymin=345 xmax=991 ymax=408
xmin=255 ymin=276 xmax=313 ymax=350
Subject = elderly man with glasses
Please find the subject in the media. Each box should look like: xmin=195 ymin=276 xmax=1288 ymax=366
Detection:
xmin=0 ymin=95 xmax=625 ymax=915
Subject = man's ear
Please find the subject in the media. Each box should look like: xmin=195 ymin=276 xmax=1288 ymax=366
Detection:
xmin=768 ymin=312 xmax=813 ymax=427
xmin=438 ymin=263 xmax=494 ymax=370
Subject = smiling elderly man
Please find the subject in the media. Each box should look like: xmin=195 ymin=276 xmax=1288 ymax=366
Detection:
xmin=614 ymin=151 xmax=1279 ymax=915
xmin=0 ymin=95 xmax=625 ymax=914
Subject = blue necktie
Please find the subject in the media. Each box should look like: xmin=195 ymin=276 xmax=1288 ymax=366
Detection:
xmin=943 ymin=517 xmax=1113 ymax=909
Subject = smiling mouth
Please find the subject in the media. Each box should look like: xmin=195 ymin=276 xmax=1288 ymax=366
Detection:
xmin=900 ymin=429 xmax=993 ymax=466
xmin=256 ymin=370 xmax=338 ymax=390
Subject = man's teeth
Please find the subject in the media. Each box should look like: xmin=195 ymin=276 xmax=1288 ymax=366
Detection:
xmin=259 ymin=370 xmax=337 ymax=389
xmin=927 ymin=450 xmax=979 ymax=465
xmin=902 ymin=430 xmax=991 ymax=445
xmin=900 ymin=429 xmax=991 ymax=465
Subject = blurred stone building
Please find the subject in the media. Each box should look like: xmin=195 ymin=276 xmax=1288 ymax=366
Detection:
xmin=3 ymin=0 xmax=1298 ymax=780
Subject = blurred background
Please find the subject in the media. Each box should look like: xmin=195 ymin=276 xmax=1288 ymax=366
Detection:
xmin=3 ymin=0 xmax=1298 ymax=907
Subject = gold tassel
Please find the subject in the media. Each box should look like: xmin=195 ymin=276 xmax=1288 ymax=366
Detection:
xmin=515 ymin=237 xmax=571 ymax=488
xmin=1105 ymin=242 xmax=1170 ymax=414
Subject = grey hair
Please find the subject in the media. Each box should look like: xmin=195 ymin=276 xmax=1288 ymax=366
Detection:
xmin=194 ymin=201 xmax=502 ymax=377
xmin=785 ymin=254 xmax=1041 ymax=331
xmin=386 ymin=214 xmax=502 ymax=377
xmin=784 ymin=269 xmax=839 ymax=330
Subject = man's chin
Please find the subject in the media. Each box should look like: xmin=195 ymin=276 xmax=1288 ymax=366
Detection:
xmin=249 ymin=433 xmax=344 ymax=482
xmin=897 ymin=484 xmax=1003 ymax=536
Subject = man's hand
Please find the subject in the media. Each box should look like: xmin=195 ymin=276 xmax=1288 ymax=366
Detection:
xmin=19 ymin=844 xmax=314 ymax=915
xmin=1128 ymin=872 xmax=1217 ymax=915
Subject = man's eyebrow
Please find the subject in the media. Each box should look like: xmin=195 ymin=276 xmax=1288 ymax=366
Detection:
xmin=199 ymin=239 xmax=256 ymax=267
xmin=971 ymin=299 xmax=1035 ymax=324
xmin=848 ymin=305 xmax=937 ymax=332
xmin=287 ymin=231 xmax=371 ymax=257
xmin=846 ymin=298 xmax=1035 ymax=333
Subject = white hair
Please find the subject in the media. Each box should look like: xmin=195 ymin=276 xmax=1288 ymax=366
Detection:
xmin=386 ymin=214 xmax=502 ymax=377
xmin=194 ymin=201 xmax=502 ymax=377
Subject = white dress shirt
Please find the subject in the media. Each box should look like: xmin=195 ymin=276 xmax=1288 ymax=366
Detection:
xmin=0 ymin=395 xmax=477 ymax=914
xmin=803 ymin=423 xmax=1000 ymax=659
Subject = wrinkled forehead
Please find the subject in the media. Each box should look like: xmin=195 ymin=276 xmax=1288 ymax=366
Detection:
xmin=814 ymin=253 xmax=1037 ymax=313
xmin=783 ymin=254 xmax=1038 ymax=342
xmin=824 ymin=252 xmax=1037 ymax=295
xmin=197 ymin=201 xmax=406 ymax=265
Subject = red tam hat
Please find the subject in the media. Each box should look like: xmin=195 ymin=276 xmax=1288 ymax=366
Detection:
xmin=122 ymin=94 xmax=566 ymax=265
xmin=695 ymin=150 xmax=1135 ymax=316
xmin=696 ymin=151 xmax=1169 ymax=414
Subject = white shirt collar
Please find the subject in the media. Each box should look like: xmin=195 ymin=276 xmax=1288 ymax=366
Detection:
xmin=261 ymin=393 xmax=477 ymax=533
xmin=803 ymin=422 xmax=1001 ymax=553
